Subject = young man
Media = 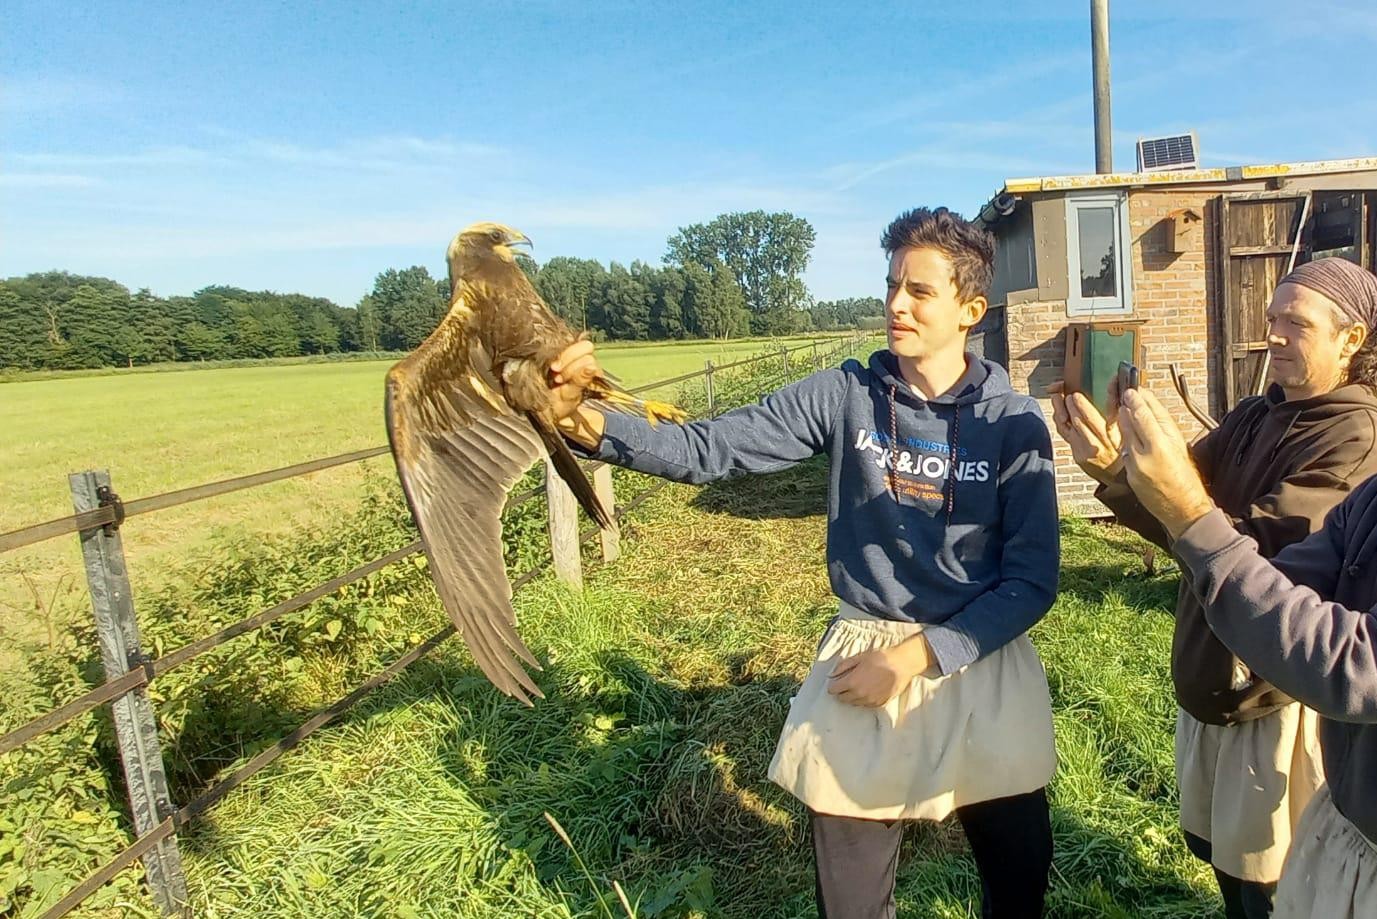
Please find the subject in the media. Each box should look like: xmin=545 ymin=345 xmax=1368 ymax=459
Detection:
xmin=1110 ymin=261 xmax=1377 ymax=919
xmin=1051 ymin=258 xmax=1377 ymax=919
xmin=550 ymin=208 xmax=1060 ymax=918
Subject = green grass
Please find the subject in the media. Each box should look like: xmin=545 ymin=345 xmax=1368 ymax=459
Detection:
xmin=158 ymin=476 xmax=1211 ymax=918
xmin=0 ymin=334 xmax=851 ymax=652
xmin=2 ymin=481 xmax=1216 ymax=915
xmin=0 ymin=335 xmax=1218 ymax=917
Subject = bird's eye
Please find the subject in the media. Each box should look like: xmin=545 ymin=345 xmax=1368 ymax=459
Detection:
xmin=489 ymin=229 xmax=504 ymax=243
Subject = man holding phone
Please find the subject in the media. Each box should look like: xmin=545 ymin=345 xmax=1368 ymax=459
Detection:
xmin=1052 ymin=257 xmax=1377 ymax=918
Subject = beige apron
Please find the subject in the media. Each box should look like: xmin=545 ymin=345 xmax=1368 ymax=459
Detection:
xmin=767 ymin=602 xmax=1057 ymax=821
xmin=1176 ymin=704 xmax=1325 ymax=882
xmin=1274 ymin=786 xmax=1377 ymax=919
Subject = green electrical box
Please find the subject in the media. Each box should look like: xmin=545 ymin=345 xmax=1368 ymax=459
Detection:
xmin=1064 ymin=320 xmax=1146 ymax=416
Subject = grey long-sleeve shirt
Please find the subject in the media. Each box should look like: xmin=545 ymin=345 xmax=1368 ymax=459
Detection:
xmin=1175 ymin=475 xmax=1377 ymax=842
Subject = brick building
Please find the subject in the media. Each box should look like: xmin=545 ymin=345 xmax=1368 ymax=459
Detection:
xmin=971 ymin=157 xmax=1377 ymax=514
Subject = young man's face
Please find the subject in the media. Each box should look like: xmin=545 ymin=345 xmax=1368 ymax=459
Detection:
xmin=885 ymin=246 xmax=987 ymax=364
xmin=1265 ymin=282 xmax=1365 ymax=397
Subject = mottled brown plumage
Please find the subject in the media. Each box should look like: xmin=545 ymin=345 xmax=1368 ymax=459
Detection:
xmin=384 ymin=222 xmax=685 ymax=704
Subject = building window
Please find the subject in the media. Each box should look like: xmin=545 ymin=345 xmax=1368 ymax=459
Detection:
xmin=1066 ymin=193 xmax=1133 ymax=316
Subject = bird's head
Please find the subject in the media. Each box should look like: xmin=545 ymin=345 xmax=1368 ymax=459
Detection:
xmin=447 ymin=222 xmax=532 ymax=283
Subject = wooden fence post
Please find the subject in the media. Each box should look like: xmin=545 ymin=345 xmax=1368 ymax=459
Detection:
xmin=544 ymin=459 xmax=583 ymax=590
xmin=704 ymin=360 xmax=717 ymax=418
xmin=69 ymin=471 xmax=188 ymax=917
xmin=592 ymin=464 xmax=620 ymax=563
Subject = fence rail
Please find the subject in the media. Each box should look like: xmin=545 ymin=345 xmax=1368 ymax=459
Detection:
xmin=0 ymin=331 xmax=875 ymax=917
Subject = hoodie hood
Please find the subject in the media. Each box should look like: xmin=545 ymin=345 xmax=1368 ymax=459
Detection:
xmin=1231 ymin=383 xmax=1377 ymax=467
xmin=867 ymin=350 xmax=1011 ymax=407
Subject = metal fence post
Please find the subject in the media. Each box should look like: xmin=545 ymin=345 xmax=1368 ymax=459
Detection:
xmin=544 ymin=459 xmax=583 ymax=590
xmin=704 ymin=360 xmax=717 ymax=418
xmin=592 ymin=464 xmax=620 ymax=563
xmin=69 ymin=471 xmax=188 ymax=916
xmin=779 ymin=346 xmax=789 ymax=379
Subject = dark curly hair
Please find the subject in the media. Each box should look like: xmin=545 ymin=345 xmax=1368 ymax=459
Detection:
xmin=881 ymin=206 xmax=995 ymax=302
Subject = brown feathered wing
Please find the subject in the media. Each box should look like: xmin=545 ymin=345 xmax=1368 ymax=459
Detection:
xmin=384 ymin=324 xmax=548 ymax=705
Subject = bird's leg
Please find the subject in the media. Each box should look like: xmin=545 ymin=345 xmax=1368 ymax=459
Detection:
xmin=641 ymin=400 xmax=688 ymax=426
xmin=589 ymin=384 xmax=688 ymax=426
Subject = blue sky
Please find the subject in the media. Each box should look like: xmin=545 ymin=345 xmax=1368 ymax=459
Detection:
xmin=3 ymin=0 xmax=1375 ymax=308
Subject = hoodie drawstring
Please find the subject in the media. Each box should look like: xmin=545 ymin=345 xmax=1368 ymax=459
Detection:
xmin=887 ymin=381 xmax=960 ymax=526
xmin=887 ymin=383 xmax=899 ymax=498
xmin=946 ymin=407 xmax=960 ymax=527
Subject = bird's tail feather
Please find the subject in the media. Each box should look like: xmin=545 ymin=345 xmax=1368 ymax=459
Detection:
xmin=527 ymin=411 xmax=615 ymax=530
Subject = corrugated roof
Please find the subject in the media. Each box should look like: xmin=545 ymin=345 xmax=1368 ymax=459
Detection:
xmin=999 ymin=156 xmax=1377 ymax=194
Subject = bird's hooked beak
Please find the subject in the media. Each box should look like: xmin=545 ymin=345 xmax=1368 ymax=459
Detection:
xmin=506 ymin=231 xmax=532 ymax=251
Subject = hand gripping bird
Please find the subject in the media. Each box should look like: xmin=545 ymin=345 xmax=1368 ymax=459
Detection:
xmin=384 ymin=222 xmax=686 ymax=704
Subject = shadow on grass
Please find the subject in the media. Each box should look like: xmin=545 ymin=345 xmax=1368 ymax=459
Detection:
xmin=690 ymin=457 xmax=829 ymax=520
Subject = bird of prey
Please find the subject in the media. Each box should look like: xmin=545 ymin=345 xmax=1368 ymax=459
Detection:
xmin=384 ymin=222 xmax=686 ymax=704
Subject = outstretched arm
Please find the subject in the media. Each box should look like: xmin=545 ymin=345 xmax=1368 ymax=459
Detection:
xmin=549 ymin=340 xmax=846 ymax=484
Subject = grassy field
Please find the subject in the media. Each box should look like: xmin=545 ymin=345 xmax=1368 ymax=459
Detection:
xmin=0 ymin=334 xmax=853 ymax=651
xmin=0 ymin=339 xmax=1218 ymax=917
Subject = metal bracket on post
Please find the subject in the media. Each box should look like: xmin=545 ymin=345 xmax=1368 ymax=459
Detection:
xmin=544 ymin=458 xmax=584 ymax=591
xmin=96 ymin=485 xmax=125 ymax=535
xmin=70 ymin=471 xmax=188 ymax=917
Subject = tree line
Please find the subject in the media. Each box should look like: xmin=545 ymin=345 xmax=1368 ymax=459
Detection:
xmin=0 ymin=211 xmax=883 ymax=371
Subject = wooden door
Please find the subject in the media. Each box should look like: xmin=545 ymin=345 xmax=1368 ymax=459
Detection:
xmin=1218 ymin=192 xmax=1311 ymax=407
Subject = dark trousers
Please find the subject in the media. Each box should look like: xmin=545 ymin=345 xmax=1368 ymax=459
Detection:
xmin=1185 ymin=831 xmax=1277 ymax=919
xmin=811 ymin=788 xmax=1053 ymax=919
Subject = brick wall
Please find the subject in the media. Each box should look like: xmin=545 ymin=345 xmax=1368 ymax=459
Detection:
xmin=1003 ymin=189 xmax=1221 ymax=515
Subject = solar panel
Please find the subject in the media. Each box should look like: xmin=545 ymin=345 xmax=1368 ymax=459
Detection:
xmin=1137 ymin=132 xmax=1199 ymax=172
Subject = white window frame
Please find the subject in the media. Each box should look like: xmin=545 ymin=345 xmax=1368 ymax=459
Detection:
xmin=1065 ymin=193 xmax=1134 ymax=316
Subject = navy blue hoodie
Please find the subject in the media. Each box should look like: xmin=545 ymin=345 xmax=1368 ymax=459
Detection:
xmin=583 ymin=350 xmax=1060 ymax=675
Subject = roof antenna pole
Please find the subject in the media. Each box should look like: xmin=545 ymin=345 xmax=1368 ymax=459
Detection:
xmin=1091 ymin=0 xmax=1113 ymax=174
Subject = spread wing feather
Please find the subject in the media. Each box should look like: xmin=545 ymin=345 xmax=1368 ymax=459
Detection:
xmin=385 ymin=330 xmax=548 ymax=705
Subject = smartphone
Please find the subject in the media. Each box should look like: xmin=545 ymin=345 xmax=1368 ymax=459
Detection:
xmin=1117 ymin=361 xmax=1140 ymax=397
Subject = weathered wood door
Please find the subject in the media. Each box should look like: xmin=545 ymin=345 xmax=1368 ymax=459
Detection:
xmin=1218 ymin=192 xmax=1311 ymax=407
